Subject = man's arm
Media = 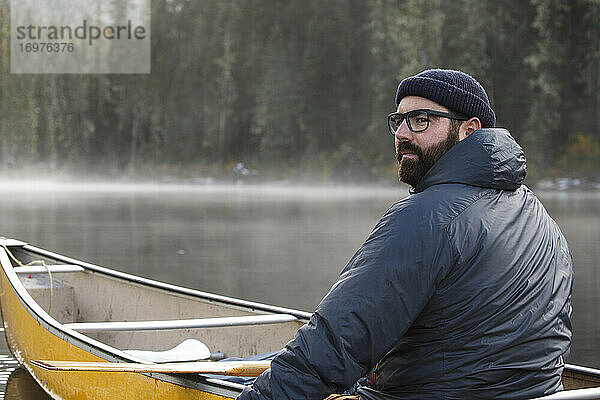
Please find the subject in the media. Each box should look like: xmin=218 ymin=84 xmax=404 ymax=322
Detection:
xmin=237 ymin=204 xmax=454 ymax=399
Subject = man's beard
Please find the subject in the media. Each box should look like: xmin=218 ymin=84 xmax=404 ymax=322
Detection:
xmin=396 ymin=124 xmax=460 ymax=187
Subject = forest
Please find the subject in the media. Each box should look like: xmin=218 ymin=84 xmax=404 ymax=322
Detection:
xmin=0 ymin=0 xmax=599 ymax=184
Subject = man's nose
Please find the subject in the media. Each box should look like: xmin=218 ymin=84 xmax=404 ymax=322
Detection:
xmin=394 ymin=120 xmax=413 ymax=141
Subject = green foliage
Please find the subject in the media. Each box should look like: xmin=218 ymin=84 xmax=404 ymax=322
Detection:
xmin=0 ymin=0 xmax=598 ymax=180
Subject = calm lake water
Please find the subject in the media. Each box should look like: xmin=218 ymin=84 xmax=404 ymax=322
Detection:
xmin=0 ymin=182 xmax=598 ymax=398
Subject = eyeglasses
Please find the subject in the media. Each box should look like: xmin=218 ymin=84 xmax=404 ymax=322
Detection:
xmin=387 ymin=109 xmax=468 ymax=135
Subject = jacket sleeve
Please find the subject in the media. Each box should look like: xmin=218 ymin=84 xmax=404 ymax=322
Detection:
xmin=236 ymin=203 xmax=455 ymax=400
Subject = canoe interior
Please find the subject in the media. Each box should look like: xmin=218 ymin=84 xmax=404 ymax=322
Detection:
xmin=8 ymin=246 xmax=305 ymax=360
xmin=563 ymin=365 xmax=600 ymax=390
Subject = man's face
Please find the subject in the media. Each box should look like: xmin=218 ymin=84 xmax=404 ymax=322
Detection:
xmin=394 ymin=96 xmax=461 ymax=187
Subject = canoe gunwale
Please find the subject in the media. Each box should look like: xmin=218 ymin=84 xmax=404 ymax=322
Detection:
xmin=1 ymin=242 xmax=311 ymax=397
xmin=564 ymin=364 xmax=600 ymax=377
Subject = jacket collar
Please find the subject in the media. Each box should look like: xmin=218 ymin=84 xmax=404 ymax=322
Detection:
xmin=412 ymin=128 xmax=527 ymax=193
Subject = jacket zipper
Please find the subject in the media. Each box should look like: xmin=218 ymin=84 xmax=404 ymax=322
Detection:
xmin=372 ymin=362 xmax=380 ymax=388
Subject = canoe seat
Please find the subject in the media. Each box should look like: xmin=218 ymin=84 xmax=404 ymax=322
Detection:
xmin=21 ymin=273 xmax=75 ymax=323
xmin=124 ymin=339 xmax=212 ymax=363
xmin=64 ymin=313 xmax=298 ymax=332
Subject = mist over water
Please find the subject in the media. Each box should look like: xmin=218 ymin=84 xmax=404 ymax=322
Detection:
xmin=0 ymin=182 xmax=598 ymax=397
xmin=0 ymin=181 xmax=402 ymax=309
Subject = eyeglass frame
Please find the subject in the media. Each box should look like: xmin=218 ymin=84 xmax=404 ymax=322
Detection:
xmin=387 ymin=109 xmax=468 ymax=135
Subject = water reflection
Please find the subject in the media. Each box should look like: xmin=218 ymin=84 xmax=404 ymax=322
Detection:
xmin=0 ymin=329 xmax=30 ymax=400
xmin=4 ymin=368 xmax=51 ymax=400
xmin=0 ymin=182 xmax=598 ymax=395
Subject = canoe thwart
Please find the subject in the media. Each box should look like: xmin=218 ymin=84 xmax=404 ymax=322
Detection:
xmin=64 ymin=313 xmax=298 ymax=332
xmin=31 ymin=359 xmax=271 ymax=377
xmin=14 ymin=265 xmax=85 ymax=274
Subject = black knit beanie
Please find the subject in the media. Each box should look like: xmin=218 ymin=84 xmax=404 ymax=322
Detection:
xmin=395 ymin=69 xmax=496 ymax=128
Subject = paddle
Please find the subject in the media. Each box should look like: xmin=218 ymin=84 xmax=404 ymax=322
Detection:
xmin=31 ymin=359 xmax=271 ymax=377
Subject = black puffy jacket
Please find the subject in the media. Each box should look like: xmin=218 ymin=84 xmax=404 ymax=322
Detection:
xmin=237 ymin=128 xmax=573 ymax=400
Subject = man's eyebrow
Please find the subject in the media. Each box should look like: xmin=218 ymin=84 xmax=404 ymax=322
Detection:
xmin=397 ymin=108 xmax=424 ymax=114
xmin=401 ymin=108 xmax=445 ymax=114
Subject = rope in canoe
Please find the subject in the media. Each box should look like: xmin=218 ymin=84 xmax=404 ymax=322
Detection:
xmin=1 ymin=245 xmax=54 ymax=315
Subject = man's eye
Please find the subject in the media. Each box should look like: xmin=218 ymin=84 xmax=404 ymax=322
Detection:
xmin=415 ymin=117 xmax=429 ymax=124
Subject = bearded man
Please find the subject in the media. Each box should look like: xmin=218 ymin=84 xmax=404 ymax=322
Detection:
xmin=237 ymin=69 xmax=573 ymax=400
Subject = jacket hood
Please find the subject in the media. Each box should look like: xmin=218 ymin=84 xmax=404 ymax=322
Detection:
xmin=413 ymin=128 xmax=526 ymax=193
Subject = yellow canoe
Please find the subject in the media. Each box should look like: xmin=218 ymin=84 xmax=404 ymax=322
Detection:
xmin=0 ymin=238 xmax=309 ymax=399
xmin=1 ymin=238 xmax=599 ymax=400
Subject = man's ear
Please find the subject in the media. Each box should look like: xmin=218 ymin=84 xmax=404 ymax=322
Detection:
xmin=463 ymin=117 xmax=482 ymax=138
